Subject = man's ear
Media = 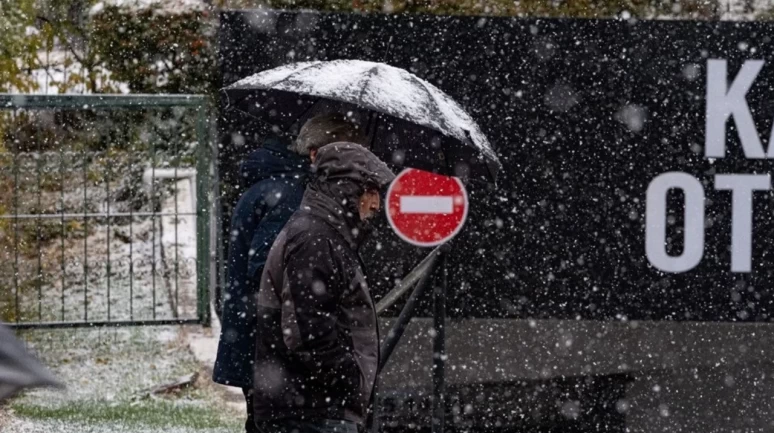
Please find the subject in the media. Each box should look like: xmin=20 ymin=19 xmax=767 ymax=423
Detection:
xmin=309 ymin=148 xmax=318 ymax=163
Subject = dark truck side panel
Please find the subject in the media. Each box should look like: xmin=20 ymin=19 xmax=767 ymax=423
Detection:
xmin=219 ymin=11 xmax=774 ymax=431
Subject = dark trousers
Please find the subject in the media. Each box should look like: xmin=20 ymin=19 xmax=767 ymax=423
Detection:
xmin=243 ymin=388 xmax=359 ymax=433
xmin=243 ymin=387 xmax=259 ymax=433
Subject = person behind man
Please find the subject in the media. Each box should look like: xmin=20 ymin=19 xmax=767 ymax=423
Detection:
xmin=251 ymin=142 xmax=395 ymax=433
xmin=213 ymin=113 xmax=368 ymax=433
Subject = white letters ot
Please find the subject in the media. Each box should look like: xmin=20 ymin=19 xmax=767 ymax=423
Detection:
xmin=646 ymin=173 xmax=705 ymax=273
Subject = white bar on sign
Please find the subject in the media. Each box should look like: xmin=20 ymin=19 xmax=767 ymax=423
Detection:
xmin=400 ymin=196 xmax=454 ymax=214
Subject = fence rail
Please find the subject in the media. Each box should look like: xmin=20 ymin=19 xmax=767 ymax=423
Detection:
xmin=0 ymin=94 xmax=207 ymax=109
xmin=0 ymin=93 xmax=212 ymax=329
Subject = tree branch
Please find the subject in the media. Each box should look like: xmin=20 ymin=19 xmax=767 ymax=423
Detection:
xmin=35 ymin=14 xmax=88 ymax=66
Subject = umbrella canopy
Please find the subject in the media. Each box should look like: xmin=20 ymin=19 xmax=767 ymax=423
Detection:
xmin=222 ymin=60 xmax=502 ymax=182
xmin=0 ymin=324 xmax=62 ymax=400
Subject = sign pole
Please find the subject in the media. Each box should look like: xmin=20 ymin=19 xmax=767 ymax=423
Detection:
xmin=432 ymin=252 xmax=448 ymax=433
xmin=370 ymin=378 xmax=380 ymax=433
xmin=378 ymin=251 xmax=440 ymax=372
xmin=382 ymin=168 xmax=466 ymax=433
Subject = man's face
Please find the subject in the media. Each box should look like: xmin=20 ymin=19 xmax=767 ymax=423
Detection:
xmin=358 ymin=188 xmax=381 ymax=221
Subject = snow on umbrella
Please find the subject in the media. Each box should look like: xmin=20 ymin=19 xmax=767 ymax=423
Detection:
xmin=222 ymin=60 xmax=502 ymax=182
xmin=0 ymin=324 xmax=62 ymax=400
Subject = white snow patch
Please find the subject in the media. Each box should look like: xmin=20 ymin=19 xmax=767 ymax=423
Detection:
xmin=717 ymin=0 xmax=771 ymax=20
xmin=24 ymin=51 xmax=129 ymax=95
xmin=3 ymin=419 xmax=234 ymax=433
xmin=89 ymin=0 xmax=206 ymax=15
xmin=159 ymin=178 xmax=199 ymax=319
xmin=89 ymin=2 xmax=105 ymax=15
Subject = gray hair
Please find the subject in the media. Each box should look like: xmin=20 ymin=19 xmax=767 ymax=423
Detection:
xmin=290 ymin=112 xmax=366 ymax=156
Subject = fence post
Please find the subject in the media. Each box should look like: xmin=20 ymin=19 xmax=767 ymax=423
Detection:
xmin=196 ymin=101 xmax=212 ymax=327
xmin=432 ymin=253 xmax=447 ymax=433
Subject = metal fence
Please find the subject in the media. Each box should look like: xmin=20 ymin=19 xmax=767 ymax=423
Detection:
xmin=0 ymin=94 xmax=212 ymax=328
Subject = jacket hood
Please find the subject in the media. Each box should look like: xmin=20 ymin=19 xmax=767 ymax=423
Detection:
xmin=239 ymin=137 xmax=309 ymax=188
xmin=311 ymin=142 xmax=395 ymax=190
xmin=302 ymin=142 xmax=395 ymax=250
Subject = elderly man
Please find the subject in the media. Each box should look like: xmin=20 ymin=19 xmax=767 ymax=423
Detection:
xmin=214 ymin=113 xmax=368 ymax=433
xmin=251 ymin=142 xmax=395 ymax=433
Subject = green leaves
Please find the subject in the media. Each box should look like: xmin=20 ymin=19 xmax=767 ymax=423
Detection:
xmin=0 ymin=0 xmax=43 ymax=92
xmin=91 ymin=5 xmax=217 ymax=95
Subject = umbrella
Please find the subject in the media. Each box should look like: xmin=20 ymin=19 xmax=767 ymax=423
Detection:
xmin=0 ymin=324 xmax=62 ymax=400
xmin=222 ymin=60 xmax=502 ymax=182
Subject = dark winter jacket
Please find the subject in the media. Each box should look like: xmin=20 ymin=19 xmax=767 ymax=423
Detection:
xmin=252 ymin=142 xmax=395 ymax=426
xmin=213 ymin=137 xmax=309 ymax=388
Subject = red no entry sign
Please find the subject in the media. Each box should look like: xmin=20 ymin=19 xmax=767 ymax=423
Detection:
xmin=385 ymin=168 xmax=468 ymax=247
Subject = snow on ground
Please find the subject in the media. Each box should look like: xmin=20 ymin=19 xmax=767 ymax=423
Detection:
xmin=0 ymin=170 xmax=233 ymax=432
xmin=1 ymin=324 xmax=239 ymax=433
xmin=2 ymin=420 xmax=236 ymax=433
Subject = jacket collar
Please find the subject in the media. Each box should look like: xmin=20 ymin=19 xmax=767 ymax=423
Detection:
xmin=300 ymin=182 xmax=364 ymax=251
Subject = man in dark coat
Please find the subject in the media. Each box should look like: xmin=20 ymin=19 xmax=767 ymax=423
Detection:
xmin=251 ymin=142 xmax=395 ymax=433
xmin=214 ymin=114 xmax=368 ymax=433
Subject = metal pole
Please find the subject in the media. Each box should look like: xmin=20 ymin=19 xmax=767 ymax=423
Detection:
xmin=151 ymin=133 xmax=157 ymax=320
xmin=13 ymin=149 xmax=20 ymax=323
xmin=173 ymin=128 xmax=180 ymax=318
xmin=60 ymin=145 xmax=66 ymax=321
xmin=129 ymin=149 xmax=135 ymax=320
xmin=373 ymin=251 xmax=439 ymax=433
xmin=370 ymin=378 xmax=380 ymax=433
xmin=6 ymin=318 xmax=201 ymax=330
xmin=376 ymin=246 xmax=440 ymax=314
xmin=0 ymin=94 xmax=207 ymax=110
xmin=432 ymin=254 xmax=447 ymax=433
xmin=195 ymin=102 xmax=212 ymax=327
xmin=36 ymin=148 xmax=43 ymax=322
xmin=378 ymin=252 xmax=439 ymax=373
xmin=82 ymin=148 xmax=89 ymax=322
xmin=211 ymin=134 xmax=223 ymax=317
xmin=106 ymin=150 xmax=112 ymax=322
